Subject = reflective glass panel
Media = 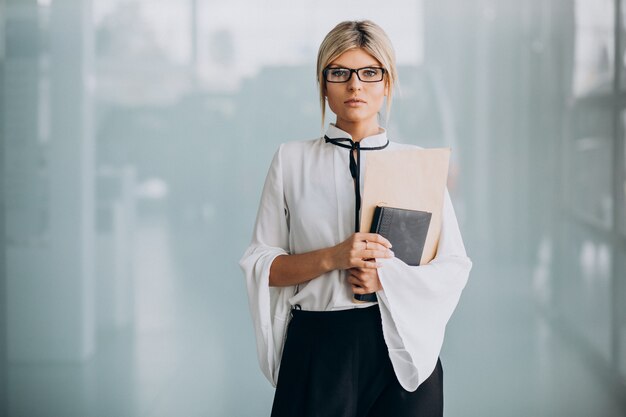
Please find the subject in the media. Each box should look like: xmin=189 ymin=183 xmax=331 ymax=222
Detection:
xmin=573 ymin=0 xmax=614 ymax=97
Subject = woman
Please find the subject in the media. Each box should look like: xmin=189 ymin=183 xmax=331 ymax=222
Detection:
xmin=239 ymin=20 xmax=472 ymax=417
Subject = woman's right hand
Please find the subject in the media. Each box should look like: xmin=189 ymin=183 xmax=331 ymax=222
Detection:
xmin=330 ymin=233 xmax=394 ymax=271
xmin=269 ymin=233 xmax=394 ymax=288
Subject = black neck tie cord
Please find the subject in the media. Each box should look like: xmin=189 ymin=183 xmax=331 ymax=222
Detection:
xmin=324 ymin=135 xmax=389 ymax=233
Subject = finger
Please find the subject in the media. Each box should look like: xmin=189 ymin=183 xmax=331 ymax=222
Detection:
xmin=360 ymin=259 xmax=382 ymax=269
xmin=357 ymin=239 xmax=379 ymax=252
xmin=353 ymin=239 xmax=391 ymax=256
xmin=347 ymin=276 xmax=364 ymax=286
xmin=350 ymin=277 xmax=374 ymax=291
xmin=359 ymin=233 xmax=392 ymax=249
xmin=347 ymin=274 xmax=365 ymax=287
xmin=350 ymin=267 xmax=373 ymax=277
xmin=349 ymin=269 xmax=371 ymax=282
xmin=367 ymin=241 xmax=394 ymax=253
xmin=351 ymin=284 xmax=374 ymax=295
xmin=349 ymin=255 xmax=381 ymax=269
xmin=351 ymin=284 xmax=365 ymax=294
xmin=362 ymin=249 xmax=394 ymax=259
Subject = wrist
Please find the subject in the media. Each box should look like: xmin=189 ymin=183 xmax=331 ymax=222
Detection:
xmin=320 ymin=246 xmax=336 ymax=273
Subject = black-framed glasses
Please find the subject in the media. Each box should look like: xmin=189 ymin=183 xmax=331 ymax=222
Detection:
xmin=323 ymin=66 xmax=386 ymax=83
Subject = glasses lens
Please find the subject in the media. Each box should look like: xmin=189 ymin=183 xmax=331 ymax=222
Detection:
xmin=326 ymin=68 xmax=350 ymax=82
xmin=358 ymin=68 xmax=384 ymax=82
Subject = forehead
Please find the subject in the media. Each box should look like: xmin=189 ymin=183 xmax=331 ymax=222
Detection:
xmin=329 ymin=48 xmax=381 ymax=67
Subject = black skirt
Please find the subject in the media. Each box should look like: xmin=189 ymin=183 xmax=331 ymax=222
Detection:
xmin=271 ymin=304 xmax=443 ymax=417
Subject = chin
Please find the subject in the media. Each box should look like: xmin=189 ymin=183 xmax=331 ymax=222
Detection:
xmin=338 ymin=113 xmax=378 ymax=124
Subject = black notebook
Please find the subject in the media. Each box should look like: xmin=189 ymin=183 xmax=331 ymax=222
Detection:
xmin=370 ymin=206 xmax=432 ymax=267
xmin=354 ymin=206 xmax=432 ymax=303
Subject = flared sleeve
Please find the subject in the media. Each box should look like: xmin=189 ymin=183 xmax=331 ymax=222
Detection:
xmin=376 ymin=187 xmax=473 ymax=392
xmin=238 ymin=144 xmax=295 ymax=386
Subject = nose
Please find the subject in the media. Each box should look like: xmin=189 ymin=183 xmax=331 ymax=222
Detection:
xmin=347 ymin=71 xmax=362 ymax=90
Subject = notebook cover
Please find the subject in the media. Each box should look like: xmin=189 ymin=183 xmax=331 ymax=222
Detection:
xmin=370 ymin=206 xmax=432 ymax=267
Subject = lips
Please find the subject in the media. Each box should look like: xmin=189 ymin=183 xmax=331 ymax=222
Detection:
xmin=345 ymin=98 xmax=366 ymax=104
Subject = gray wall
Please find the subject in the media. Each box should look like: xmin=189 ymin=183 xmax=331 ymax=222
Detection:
xmin=1 ymin=0 xmax=625 ymax=416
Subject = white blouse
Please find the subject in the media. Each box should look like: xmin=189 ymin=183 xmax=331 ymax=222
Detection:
xmin=239 ymin=123 xmax=473 ymax=392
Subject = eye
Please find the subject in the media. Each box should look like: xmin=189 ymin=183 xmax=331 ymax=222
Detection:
xmin=330 ymin=68 xmax=349 ymax=77
xmin=362 ymin=68 xmax=380 ymax=77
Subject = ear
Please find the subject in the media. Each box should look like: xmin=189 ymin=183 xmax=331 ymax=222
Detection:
xmin=384 ymin=81 xmax=389 ymax=96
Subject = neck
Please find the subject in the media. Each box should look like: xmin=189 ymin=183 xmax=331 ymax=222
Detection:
xmin=334 ymin=119 xmax=381 ymax=142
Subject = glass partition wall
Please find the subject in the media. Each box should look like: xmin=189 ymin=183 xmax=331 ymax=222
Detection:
xmin=1 ymin=0 xmax=625 ymax=416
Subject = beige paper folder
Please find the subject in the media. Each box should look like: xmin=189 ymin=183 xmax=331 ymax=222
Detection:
xmin=360 ymin=148 xmax=451 ymax=265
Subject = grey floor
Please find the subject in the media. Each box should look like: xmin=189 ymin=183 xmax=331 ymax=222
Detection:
xmin=5 ymin=213 xmax=626 ymax=417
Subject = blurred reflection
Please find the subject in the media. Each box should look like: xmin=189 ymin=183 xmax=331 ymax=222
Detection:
xmin=532 ymin=235 xmax=552 ymax=305
xmin=2 ymin=0 xmax=626 ymax=416
xmin=621 ymin=110 xmax=626 ymax=234
xmin=573 ymin=0 xmax=614 ymax=96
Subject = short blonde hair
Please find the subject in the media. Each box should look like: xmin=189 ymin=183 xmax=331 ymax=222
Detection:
xmin=316 ymin=20 xmax=398 ymax=128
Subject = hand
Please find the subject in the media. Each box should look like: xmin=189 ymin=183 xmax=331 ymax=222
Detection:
xmin=348 ymin=267 xmax=383 ymax=294
xmin=330 ymin=232 xmax=394 ymax=271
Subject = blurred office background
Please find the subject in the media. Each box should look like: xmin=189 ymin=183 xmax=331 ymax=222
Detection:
xmin=1 ymin=0 xmax=625 ymax=416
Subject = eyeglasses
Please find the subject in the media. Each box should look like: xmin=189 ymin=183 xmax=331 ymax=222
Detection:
xmin=323 ymin=66 xmax=386 ymax=83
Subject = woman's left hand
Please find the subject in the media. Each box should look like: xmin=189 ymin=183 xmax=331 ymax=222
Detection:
xmin=347 ymin=267 xmax=383 ymax=294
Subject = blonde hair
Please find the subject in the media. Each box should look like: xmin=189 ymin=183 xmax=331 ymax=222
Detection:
xmin=316 ymin=20 xmax=398 ymax=128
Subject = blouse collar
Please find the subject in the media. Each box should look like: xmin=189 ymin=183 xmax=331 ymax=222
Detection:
xmin=324 ymin=123 xmax=389 ymax=148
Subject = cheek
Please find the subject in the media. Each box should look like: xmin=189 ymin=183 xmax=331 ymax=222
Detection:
xmin=368 ymin=89 xmax=386 ymax=109
xmin=325 ymin=86 xmax=341 ymax=102
xmin=373 ymin=85 xmax=387 ymax=100
xmin=325 ymin=88 xmax=344 ymax=111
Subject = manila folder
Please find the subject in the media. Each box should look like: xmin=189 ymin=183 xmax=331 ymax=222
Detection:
xmin=360 ymin=148 xmax=451 ymax=265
